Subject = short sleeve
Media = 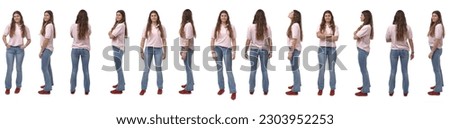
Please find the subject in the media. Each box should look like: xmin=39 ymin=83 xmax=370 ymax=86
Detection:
xmin=25 ymin=26 xmax=31 ymax=39
xmin=334 ymin=25 xmax=339 ymax=36
xmin=291 ymin=23 xmax=300 ymax=39
xmin=111 ymin=24 xmax=124 ymax=37
xmin=44 ymin=24 xmax=53 ymax=39
xmin=356 ymin=25 xmax=370 ymax=38
xmin=162 ymin=26 xmax=167 ymax=39
xmin=3 ymin=25 xmax=10 ymax=36
xmin=184 ymin=23 xmax=194 ymax=39
xmin=231 ymin=25 xmax=236 ymax=39
xmin=435 ymin=24 xmax=444 ymax=39
xmin=246 ymin=26 xmax=252 ymax=40
xmin=407 ymin=25 xmax=413 ymax=39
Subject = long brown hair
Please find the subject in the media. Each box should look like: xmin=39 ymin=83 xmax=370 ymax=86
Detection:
xmin=110 ymin=10 xmax=128 ymax=37
xmin=179 ymin=9 xmax=196 ymax=38
xmin=392 ymin=10 xmax=407 ymax=41
xmin=253 ymin=9 xmax=268 ymax=40
xmin=428 ymin=10 xmax=445 ymax=38
xmin=214 ymin=10 xmax=234 ymax=39
xmin=145 ymin=10 xmax=165 ymax=39
xmin=319 ymin=10 xmax=336 ymax=35
xmin=9 ymin=11 xmax=27 ymax=38
xmin=75 ymin=9 xmax=89 ymax=40
xmin=40 ymin=10 xmax=56 ymax=38
xmin=287 ymin=10 xmax=303 ymax=41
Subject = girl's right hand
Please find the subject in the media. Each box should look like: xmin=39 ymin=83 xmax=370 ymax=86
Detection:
xmin=181 ymin=51 xmax=187 ymax=60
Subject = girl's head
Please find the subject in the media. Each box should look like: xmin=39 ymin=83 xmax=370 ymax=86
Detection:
xmin=116 ymin=10 xmax=126 ymax=23
xmin=145 ymin=10 xmax=164 ymax=39
xmin=287 ymin=10 xmax=303 ymax=41
xmin=214 ymin=10 xmax=233 ymax=39
xmin=319 ymin=10 xmax=336 ymax=35
xmin=428 ymin=10 xmax=445 ymax=37
xmin=360 ymin=10 xmax=373 ymax=39
xmin=41 ymin=10 xmax=56 ymax=38
xmin=9 ymin=11 xmax=26 ymax=38
xmin=179 ymin=9 xmax=196 ymax=38
xmin=75 ymin=9 xmax=89 ymax=40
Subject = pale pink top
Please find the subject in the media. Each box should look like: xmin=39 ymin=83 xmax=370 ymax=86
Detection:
xmin=70 ymin=23 xmax=91 ymax=50
xmin=142 ymin=24 xmax=166 ymax=48
xmin=111 ymin=23 xmax=126 ymax=51
xmin=211 ymin=24 xmax=236 ymax=48
xmin=287 ymin=23 xmax=302 ymax=51
xmin=385 ymin=25 xmax=413 ymax=50
xmin=3 ymin=24 xmax=31 ymax=46
xmin=40 ymin=23 xmax=55 ymax=51
xmin=355 ymin=25 xmax=372 ymax=52
xmin=428 ymin=24 xmax=444 ymax=48
xmin=179 ymin=22 xmax=194 ymax=50
xmin=247 ymin=24 xmax=272 ymax=50
xmin=316 ymin=24 xmax=339 ymax=47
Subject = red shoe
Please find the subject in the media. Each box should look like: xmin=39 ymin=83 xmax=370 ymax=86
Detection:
xmin=40 ymin=85 xmax=45 ymax=88
xmin=139 ymin=90 xmax=146 ymax=95
xmin=403 ymin=93 xmax=408 ymax=97
xmin=249 ymin=91 xmax=254 ymax=95
xmin=217 ymin=89 xmax=225 ymax=95
xmin=112 ymin=84 xmax=118 ymax=88
xmin=357 ymin=86 xmax=363 ymax=90
xmin=430 ymin=86 xmax=436 ymax=89
xmin=71 ymin=90 xmax=76 ymax=94
xmin=5 ymin=89 xmax=10 ymax=95
xmin=288 ymin=85 xmax=293 ymax=89
xmin=38 ymin=90 xmax=50 ymax=95
xmin=179 ymin=89 xmax=191 ymax=94
xmin=389 ymin=92 xmax=394 ymax=96
xmin=264 ymin=91 xmax=268 ymax=95
xmin=14 ymin=88 xmax=21 ymax=94
xmin=355 ymin=91 xmax=367 ymax=96
xmin=157 ymin=89 xmax=163 ymax=95
xmin=330 ymin=90 xmax=335 ymax=96
xmin=285 ymin=91 xmax=298 ymax=95
xmin=231 ymin=93 xmax=236 ymax=100
xmin=85 ymin=91 xmax=89 ymax=95
xmin=110 ymin=90 xmax=123 ymax=94
xmin=181 ymin=84 xmax=187 ymax=88
xmin=428 ymin=91 xmax=440 ymax=96
xmin=317 ymin=90 xmax=323 ymax=96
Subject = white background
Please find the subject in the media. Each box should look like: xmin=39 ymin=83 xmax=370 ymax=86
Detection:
xmin=0 ymin=0 xmax=449 ymax=128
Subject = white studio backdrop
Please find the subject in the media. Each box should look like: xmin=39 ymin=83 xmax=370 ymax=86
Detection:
xmin=0 ymin=0 xmax=448 ymax=129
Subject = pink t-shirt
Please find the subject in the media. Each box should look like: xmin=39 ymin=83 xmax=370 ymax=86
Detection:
xmin=70 ymin=24 xmax=91 ymax=50
xmin=316 ymin=24 xmax=339 ymax=47
xmin=211 ymin=24 xmax=236 ymax=48
xmin=247 ymin=24 xmax=272 ymax=50
xmin=356 ymin=25 xmax=372 ymax=52
xmin=385 ymin=25 xmax=413 ymax=50
xmin=142 ymin=24 xmax=166 ymax=48
xmin=287 ymin=23 xmax=302 ymax=51
xmin=428 ymin=24 xmax=444 ymax=48
xmin=111 ymin=23 xmax=126 ymax=51
xmin=179 ymin=22 xmax=194 ymax=50
xmin=3 ymin=24 xmax=31 ymax=46
xmin=40 ymin=23 xmax=55 ymax=51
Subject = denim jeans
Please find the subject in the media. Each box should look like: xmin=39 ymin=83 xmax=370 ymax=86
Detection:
xmin=215 ymin=46 xmax=236 ymax=93
xmin=317 ymin=47 xmax=337 ymax=90
xmin=70 ymin=48 xmax=90 ymax=93
xmin=5 ymin=46 xmax=24 ymax=89
xmin=141 ymin=47 xmax=163 ymax=90
xmin=388 ymin=49 xmax=409 ymax=94
xmin=41 ymin=49 xmax=54 ymax=91
xmin=249 ymin=48 xmax=269 ymax=92
xmin=358 ymin=48 xmax=371 ymax=93
xmin=290 ymin=49 xmax=301 ymax=92
xmin=183 ymin=48 xmax=194 ymax=91
xmin=431 ymin=47 xmax=444 ymax=92
xmin=113 ymin=46 xmax=125 ymax=91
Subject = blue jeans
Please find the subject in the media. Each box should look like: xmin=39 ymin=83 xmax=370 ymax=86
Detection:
xmin=358 ymin=48 xmax=371 ymax=93
xmin=113 ymin=46 xmax=125 ymax=91
xmin=5 ymin=46 xmax=24 ymax=89
xmin=249 ymin=48 xmax=269 ymax=92
xmin=290 ymin=49 xmax=301 ymax=92
xmin=388 ymin=50 xmax=409 ymax=94
xmin=41 ymin=49 xmax=54 ymax=91
xmin=431 ymin=48 xmax=444 ymax=92
xmin=317 ymin=47 xmax=337 ymax=90
xmin=215 ymin=46 xmax=236 ymax=93
xmin=70 ymin=48 xmax=90 ymax=92
xmin=183 ymin=48 xmax=194 ymax=91
xmin=141 ymin=47 xmax=163 ymax=90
